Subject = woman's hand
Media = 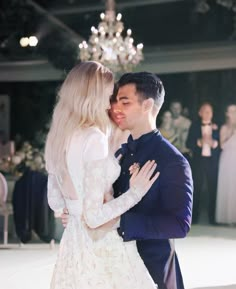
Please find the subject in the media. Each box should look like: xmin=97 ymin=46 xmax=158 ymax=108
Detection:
xmin=129 ymin=160 xmax=160 ymax=199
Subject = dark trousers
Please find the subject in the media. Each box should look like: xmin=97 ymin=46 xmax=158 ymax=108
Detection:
xmin=192 ymin=156 xmax=218 ymax=224
xmin=137 ymin=239 xmax=184 ymax=289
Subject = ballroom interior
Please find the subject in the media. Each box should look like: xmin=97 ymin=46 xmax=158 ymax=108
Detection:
xmin=0 ymin=1 xmax=236 ymax=289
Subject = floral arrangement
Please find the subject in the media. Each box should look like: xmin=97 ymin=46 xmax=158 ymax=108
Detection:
xmin=0 ymin=141 xmax=45 ymax=176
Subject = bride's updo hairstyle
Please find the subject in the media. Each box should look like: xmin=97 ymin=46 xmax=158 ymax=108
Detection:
xmin=45 ymin=61 xmax=114 ymax=175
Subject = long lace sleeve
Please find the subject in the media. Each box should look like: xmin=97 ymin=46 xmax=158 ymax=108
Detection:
xmin=82 ymin=129 xmax=145 ymax=229
xmin=47 ymin=173 xmax=66 ymax=211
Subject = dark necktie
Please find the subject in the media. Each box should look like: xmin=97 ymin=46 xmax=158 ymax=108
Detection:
xmin=114 ymin=136 xmax=137 ymax=158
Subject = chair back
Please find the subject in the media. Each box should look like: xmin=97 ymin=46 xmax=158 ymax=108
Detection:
xmin=0 ymin=172 xmax=8 ymax=205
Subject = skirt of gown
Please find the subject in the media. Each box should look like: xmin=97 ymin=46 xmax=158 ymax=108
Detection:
xmin=50 ymin=201 xmax=156 ymax=289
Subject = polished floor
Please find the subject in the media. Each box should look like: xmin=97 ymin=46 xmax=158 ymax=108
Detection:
xmin=176 ymin=224 xmax=236 ymax=289
xmin=0 ymin=224 xmax=236 ymax=289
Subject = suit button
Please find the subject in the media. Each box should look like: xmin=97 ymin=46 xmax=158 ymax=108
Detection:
xmin=122 ymin=172 xmax=126 ymax=175
xmin=122 ymin=232 xmax=124 ymax=236
xmin=131 ymin=153 xmax=134 ymax=156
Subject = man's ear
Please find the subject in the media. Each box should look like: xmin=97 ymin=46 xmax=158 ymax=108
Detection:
xmin=143 ymin=98 xmax=154 ymax=112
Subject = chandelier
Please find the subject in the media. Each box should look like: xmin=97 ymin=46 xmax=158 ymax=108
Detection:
xmin=78 ymin=0 xmax=144 ymax=73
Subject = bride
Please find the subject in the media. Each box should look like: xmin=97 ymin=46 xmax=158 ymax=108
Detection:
xmin=45 ymin=61 xmax=159 ymax=289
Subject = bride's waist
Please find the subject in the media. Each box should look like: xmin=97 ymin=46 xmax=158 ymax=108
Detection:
xmin=65 ymin=198 xmax=82 ymax=216
xmin=88 ymin=229 xmax=122 ymax=245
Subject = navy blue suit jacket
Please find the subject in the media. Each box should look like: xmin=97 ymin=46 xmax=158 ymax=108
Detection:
xmin=113 ymin=130 xmax=193 ymax=289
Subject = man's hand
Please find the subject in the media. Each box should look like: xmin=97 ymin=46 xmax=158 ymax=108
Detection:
xmin=61 ymin=208 xmax=69 ymax=228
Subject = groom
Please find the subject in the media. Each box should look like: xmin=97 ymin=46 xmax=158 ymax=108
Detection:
xmin=62 ymin=72 xmax=193 ymax=289
xmin=112 ymin=72 xmax=193 ymax=289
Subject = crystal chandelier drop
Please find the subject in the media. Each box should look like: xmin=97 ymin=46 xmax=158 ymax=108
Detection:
xmin=78 ymin=0 xmax=144 ymax=73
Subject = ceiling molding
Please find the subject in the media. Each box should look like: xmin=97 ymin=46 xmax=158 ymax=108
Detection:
xmin=138 ymin=41 xmax=236 ymax=74
xmin=0 ymin=60 xmax=64 ymax=82
xmin=1 ymin=41 xmax=236 ymax=81
xmin=50 ymin=0 xmax=184 ymax=16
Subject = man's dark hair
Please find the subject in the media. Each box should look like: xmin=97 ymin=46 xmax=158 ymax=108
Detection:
xmin=110 ymin=82 xmax=118 ymax=104
xmin=117 ymin=72 xmax=165 ymax=108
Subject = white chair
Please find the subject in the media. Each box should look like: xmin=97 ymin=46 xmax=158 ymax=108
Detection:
xmin=0 ymin=172 xmax=13 ymax=245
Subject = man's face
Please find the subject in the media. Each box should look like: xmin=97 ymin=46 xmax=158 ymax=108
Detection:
xmin=116 ymin=84 xmax=145 ymax=131
xmin=199 ymin=104 xmax=213 ymax=122
xmin=170 ymin=102 xmax=182 ymax=118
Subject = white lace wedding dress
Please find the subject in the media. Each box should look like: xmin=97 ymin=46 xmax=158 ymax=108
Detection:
xmin=47 ymin=127 xmax=156 ymax=289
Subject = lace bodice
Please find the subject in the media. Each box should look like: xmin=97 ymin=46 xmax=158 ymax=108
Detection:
xmin=47 ymin=126 xmax=145 ymax=229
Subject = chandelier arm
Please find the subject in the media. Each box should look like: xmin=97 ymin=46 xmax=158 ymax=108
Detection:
xmin=106 ymin=0 xmax=115 ymax=12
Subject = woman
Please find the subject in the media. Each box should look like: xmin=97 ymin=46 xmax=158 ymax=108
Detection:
xmin=215 ymin=103 xmax=236 ymax=225
xmin=159 ymin=110 xmax=179 ymax=148
xmin=45 ymin=61 xmax=159 ymax=289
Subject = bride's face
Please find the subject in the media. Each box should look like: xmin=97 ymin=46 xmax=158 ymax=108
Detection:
xmin=109 ymin=102 xmax=124 ymax=126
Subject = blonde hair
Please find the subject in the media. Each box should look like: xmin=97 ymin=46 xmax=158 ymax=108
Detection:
xmin=45 ymin=61 xmax=114 ymax=175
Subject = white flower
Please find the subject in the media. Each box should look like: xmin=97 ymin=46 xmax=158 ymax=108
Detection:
xmin=17 ymin=151 xmax=25 ymax=160
xmin=12 ymin=155 xmax=22 ymax=165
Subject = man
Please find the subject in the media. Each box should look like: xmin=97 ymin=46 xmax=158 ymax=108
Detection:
xmin=186 ymin=102 xmax=219 ymax=224
xmin=113 ymin=72 xmax=193 ymax=289
xmin=169 ymin=100 xmax=191 ymax=156
xmin=62 ymin=72 xmax=193 ymax=289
